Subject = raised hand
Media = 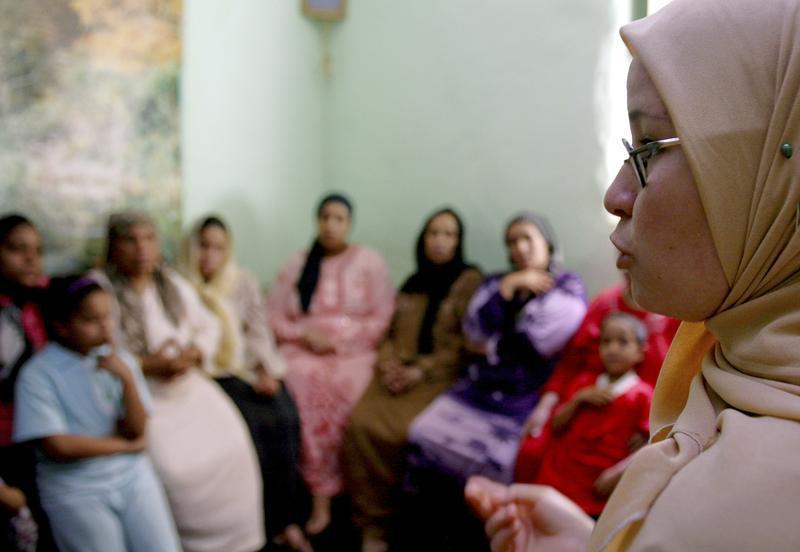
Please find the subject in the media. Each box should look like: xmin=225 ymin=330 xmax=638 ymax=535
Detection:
xmin=466 ymin=476 xmax=594 ymax=552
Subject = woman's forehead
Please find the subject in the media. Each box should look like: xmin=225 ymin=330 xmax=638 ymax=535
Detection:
xmin=507 ymin=221 xmax=544 ymax=239
xmin=627 ymin=59 xmax=671 ymax=125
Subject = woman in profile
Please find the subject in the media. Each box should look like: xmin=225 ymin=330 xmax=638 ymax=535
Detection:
xmin=468 ymin=1 xmax=800 ymax=550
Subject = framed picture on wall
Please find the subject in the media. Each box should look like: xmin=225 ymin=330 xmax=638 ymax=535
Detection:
xmin=302 ymin=0 xmax=346 ymax=21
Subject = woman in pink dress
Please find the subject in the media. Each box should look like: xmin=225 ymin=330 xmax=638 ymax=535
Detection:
xmin=268 ymin=194 xmax=394 ymax=537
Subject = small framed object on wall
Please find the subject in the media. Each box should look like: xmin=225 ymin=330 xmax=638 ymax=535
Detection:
xmin=302 ymin=0 xmax=347 ymax=21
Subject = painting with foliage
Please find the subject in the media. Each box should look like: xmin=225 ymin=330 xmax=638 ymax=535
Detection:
xmin=0 ymin=0 xmax=182 ymax=271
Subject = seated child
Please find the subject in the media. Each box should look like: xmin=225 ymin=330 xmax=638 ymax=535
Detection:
xmin=12 ymin=276 xmax=180 ymax=552
xmin=530 ymin=312 xmax=652 ymax=517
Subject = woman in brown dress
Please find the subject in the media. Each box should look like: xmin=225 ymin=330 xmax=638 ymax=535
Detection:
xmin=344 ymin=208 xmax=481 ymax=552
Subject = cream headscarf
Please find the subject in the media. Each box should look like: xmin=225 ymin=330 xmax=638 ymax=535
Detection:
xmin=592 ymin=0 xmax=800 ymax=550
xmin=182 ymin=219 xmax=243 ymax=374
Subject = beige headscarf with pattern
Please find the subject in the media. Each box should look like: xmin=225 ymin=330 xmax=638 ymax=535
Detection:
xmin=591 ymin=0 xmax=800 ymax=550
xmin=182 ymin=218 xmax=242 ymax=373
xmin=105 ymin=211 xmax=186 ymax=357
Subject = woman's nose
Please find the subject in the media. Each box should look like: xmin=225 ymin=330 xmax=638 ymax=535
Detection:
xmin=604 ymin=164 xmax=638 ymax=218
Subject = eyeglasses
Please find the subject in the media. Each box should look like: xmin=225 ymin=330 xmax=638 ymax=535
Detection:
xmin=622 ymin=137 xmax=681 ymax=188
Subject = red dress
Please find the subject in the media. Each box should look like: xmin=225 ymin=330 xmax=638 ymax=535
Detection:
xmin=0 ymin=294 xmax=47 ymax=446
xmin=543 ymin=283 xmax=679 ymax=392
xmin=514 ymin=283 xmax=677 ymax=482
xmin=533 ymin=372 xmax=652 ymax=517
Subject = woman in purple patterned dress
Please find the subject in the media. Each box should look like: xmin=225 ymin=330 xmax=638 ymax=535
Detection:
xmin=407 ymin=212 xmax=586 ymax=487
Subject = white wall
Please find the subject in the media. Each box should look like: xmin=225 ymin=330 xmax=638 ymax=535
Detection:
xmin=324 ymin=1 xmax=628 ymax=294
xmin=182 ymin=0 xmax=631 ymax=295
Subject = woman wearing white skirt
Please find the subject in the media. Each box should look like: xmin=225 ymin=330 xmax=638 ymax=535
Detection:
xmin=93 ymin=211 xmax=264 ymax=552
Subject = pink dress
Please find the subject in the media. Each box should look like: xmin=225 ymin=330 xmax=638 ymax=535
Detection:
xmin=268 ymin=245 xmax=394 ymax=496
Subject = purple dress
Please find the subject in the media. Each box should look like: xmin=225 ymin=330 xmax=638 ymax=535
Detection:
xmin=406 ymin=271 xmax=586 ymax=484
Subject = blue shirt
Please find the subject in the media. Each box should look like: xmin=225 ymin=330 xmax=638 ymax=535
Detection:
xmin=13 ymin=343 xmax=153 ymax=500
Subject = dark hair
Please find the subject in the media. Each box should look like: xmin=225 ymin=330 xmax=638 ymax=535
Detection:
xmin=413 ymin=208 xmax=463 ymax=273
xmin=297 ymin=193 xmax=355 ymax=313
xmin=199 ymin=215 xmax=228 ymax=234
xmin=601 ymin=312 xmax=649 ymax=345
xmin=316 ymin=193 xmax=353 ymax=218
xmin=43 ymin=275 xmax=104 ymax=338
xmin=0 ymin=214 xmax=35 ymax=243
xmin=401 ymin=207 xmax=473 ymax=354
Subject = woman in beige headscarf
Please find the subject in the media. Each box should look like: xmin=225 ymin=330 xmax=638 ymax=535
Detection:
xmin=183 ymin=215 xmax=310 ymax=551
xmin=466 ymin=0 xmax=800 ymax=550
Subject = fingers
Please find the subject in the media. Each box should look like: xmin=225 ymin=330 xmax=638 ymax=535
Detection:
xmin=486 ymin=503 xmax=524 ymax=552
xmin=485 ymin=503 xmax=517 ymax=536
xmin=490 ymin=524 xmax=519 ymax=552
xmin=593 ymin=476 xmax=610 ymax=497
xmin=465 ymin=476 xmax=511 ymax=520
xmin=586 ymin=396 xmax=612 ymax=407
xmin=525 ymin=416 xmax=545 ymax=437
xmin=508 ymin=484 xmax=595 ymax=537
xmin=465 ymin=480 xmax=493 ymax=519
xmin=156 ymin=338 xmax=179 ymax=356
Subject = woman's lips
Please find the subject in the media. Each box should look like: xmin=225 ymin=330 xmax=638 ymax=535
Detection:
xmin=610 ymin=235 xmax=633 ymax=269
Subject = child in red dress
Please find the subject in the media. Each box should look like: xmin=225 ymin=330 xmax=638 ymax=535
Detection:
xmin=531 ymin=312 xmax=652 ymax=517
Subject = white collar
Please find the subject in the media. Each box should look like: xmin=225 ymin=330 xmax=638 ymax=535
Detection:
xmin=596 ymin=371 xmax=640 ymax=399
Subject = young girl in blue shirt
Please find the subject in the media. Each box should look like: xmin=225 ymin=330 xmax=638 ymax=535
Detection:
xmin=13 ymin=276 xmax=180 ymax=552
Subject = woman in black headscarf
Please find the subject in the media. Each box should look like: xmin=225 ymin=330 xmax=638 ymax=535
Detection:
xmin=267 ymin=193 xmax=395 ymax=536
xmin=343 ymin=208 xmax=482 ymax=551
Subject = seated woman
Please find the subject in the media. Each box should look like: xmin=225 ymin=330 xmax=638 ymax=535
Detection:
xmin=183 ymin=215 xmax=309 ymax=551
xmin=0 ymin=215 xmax=54 ymax=551
xmin=407 ymin=212 xmax=587 ymax=486
xmin=343 ymin=208 xmax=482 ymax=551
xmin=400 ymin=212 xmax=586 ymax=550
xmin=268 ymin=193 xmax=394 ymax=536
xmin=93 ymin=211 xmax=264 ymax=552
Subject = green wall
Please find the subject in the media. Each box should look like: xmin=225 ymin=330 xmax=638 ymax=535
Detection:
xmin=183 ymin=0 xmax=631 ymax=295
xmin=182 ymin=0 xmax=325 ymax=280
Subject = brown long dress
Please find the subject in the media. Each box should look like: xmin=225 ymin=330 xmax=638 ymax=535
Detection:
xmin=343 ymin=268 xmax=481 ymax=539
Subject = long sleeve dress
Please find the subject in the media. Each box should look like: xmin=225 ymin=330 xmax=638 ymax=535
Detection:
xmin=514 ymin=282 xmax=679 ymax=482
xmin=343 ymin=267 xmax=482 ymax=537
xmin=191 ymin=264 xmax=304 ymax=537
xmin=406 ymin=271 xmax=587 ymax=485
xmin=268 ymin=245 xmax=394 ymax=497
xmin=534 ymin=371 xmax=652 ymax=517
xmin=93 ymin=268 xmax=264 ymax=552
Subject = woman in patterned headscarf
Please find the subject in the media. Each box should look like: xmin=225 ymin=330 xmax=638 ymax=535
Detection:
xmin=93 ymin=211 xmax=264 ymax=552
xmin=467 ymin=1 xmax=800 ymax=550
